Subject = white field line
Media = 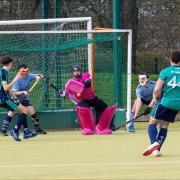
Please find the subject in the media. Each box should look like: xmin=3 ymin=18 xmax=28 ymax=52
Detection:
xmin=0 ymin=160 xmax=180 ymax=168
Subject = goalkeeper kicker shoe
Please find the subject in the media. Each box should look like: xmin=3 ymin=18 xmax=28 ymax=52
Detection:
xmin=24 ymin=131 xmax=38 ymax=139
xmin=10 ymin=129 xmax=21 ymax=141
xmin=143 ymin=142 xmax=160 ymax=156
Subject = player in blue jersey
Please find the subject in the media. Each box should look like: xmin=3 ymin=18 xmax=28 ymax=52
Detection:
xmin=143 ymin=51 xmax=180 ymax=157
xmin=127 ymin=72 xmax=156 ymax=132
xmin=1 ymin=64 xmax=47 ymax=140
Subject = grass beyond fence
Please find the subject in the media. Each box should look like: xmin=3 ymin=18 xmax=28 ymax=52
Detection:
xmin=4 ymin=72 xmax=158 ymax=112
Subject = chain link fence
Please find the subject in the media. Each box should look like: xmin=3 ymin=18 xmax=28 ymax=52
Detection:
xmin=0 ymin=0 xmax=179 ymax=74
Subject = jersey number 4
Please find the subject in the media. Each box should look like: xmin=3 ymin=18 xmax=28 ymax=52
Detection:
xmin=167 ymin=76 xmax=180 ymax=88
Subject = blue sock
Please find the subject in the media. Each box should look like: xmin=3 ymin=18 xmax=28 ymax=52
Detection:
xmin=148 ymin=124 xmax=158 ymax=144
xmin=14 ymin=113 xmax=27 ymax=132
xmin=128 ymin=112 xmax=135 ymax=128
xmin=2 ymin=115 xmax=12 ymax=133
xmin=22 ymin=115 xmax=28 ymax=129
xmin=157 ymin=128 xmax=167 ymax=149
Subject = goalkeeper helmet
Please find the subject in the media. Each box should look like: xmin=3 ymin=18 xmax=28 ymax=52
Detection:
xmin=72 ymin=64 xmax=82 ymax=78
xmin=19 ymin=64 xmax=29 ymax=78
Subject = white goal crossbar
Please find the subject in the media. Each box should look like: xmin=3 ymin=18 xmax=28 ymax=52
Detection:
xmin=0 ymin=18 xmax=132 ymax=121
xmin=0 ymin=17 xmax=92 ymax=25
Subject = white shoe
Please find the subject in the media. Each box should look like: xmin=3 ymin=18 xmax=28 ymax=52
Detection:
xmin=152 ymin=150 xmax=161 ymax=157
xmin=143 ymin=142 xmax=160 ymax=156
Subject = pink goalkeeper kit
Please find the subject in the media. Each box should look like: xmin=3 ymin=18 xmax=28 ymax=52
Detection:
xmin=65 ymin=79 xmax=118 ymax=135
xmin=65 ymin=79 xmax=84 ymax=95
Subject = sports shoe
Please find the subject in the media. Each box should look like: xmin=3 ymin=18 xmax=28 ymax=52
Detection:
xmin=143 ymin=142 xmax=160 ymax=156
xmin=10 ymin=129 xmax=21 ymax=141
xmin=1 ymin=131 xmax=8 ymax=136
xmin=24 ymin=131 xmax=38 ymax=139
xmin=152 ymin=150 xmax=161 ymax=157
xmin=127 ymin=125 xmax=136 ymax=133
xmin=35 ymin=127 xmax=47 ymax=134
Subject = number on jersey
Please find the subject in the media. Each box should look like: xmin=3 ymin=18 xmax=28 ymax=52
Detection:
xmin=167 ymin=76 xmax=180 ymax=88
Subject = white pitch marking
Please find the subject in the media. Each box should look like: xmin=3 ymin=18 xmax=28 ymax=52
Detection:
xmin=0 ymin=161 xmax=180 ymax=168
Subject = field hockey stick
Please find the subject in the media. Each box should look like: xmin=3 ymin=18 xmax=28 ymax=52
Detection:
xmin=111 ymin=112 xmax=145 ymax=131
xmin=45 ymin=78 xmax=77 ymax=105
xmin=126 ymin=112 xmax=145 ymax=124
xmin=45 ymin=77 xmax=59 ymax=92
xmin=21 ymin=80 xmax=40 ymax=101
xmin=28 ymin=80 xmax=40 ymax=93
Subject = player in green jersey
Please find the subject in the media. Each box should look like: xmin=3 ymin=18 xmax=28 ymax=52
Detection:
xmin=142 ymin=51 xmax=180 ymax=157
xmin=0 ymin=56 xmax=27 ymax=114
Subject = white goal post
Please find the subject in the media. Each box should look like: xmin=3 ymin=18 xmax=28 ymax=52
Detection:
xmin=0 ymin=18 xmax=132 ymax=122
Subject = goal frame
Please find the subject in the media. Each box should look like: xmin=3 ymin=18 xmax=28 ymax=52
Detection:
xmin=0 ymin=18 xmax=132 ymax=121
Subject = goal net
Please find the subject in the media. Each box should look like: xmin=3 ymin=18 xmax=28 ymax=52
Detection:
xmin=0 ymin=18 xmax=132 ymax=125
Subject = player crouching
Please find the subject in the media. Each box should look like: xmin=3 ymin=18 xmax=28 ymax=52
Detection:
xmin=61 ymin=65 xmax=117 ymax=135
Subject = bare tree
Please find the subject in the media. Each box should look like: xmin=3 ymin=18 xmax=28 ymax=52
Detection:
xmin=122 ymin=0 xmax=138 ymax=73
xmin=137 ymin=0 xmax=180 ymax=73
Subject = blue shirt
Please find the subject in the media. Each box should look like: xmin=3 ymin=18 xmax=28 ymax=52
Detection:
xmin=136 ymin=80 xmax=156 ymax=102
xmin=12 ymin=73 xmax=37 ymax=100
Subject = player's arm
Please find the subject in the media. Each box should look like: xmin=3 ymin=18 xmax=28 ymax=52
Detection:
xmin=36 ymin=74 xmax=44 ymax=82
xmin=143 ymin=98 xmax=157 ymax=115
xmin=13 ymin=91 xmax=28 ymax=96
xmin=134 ymin=97 xmax=142 ymax=117
xmin=134 ymin=87 xmax=142 ymax=117
xmin=148 ymin=99 xmax=156 ymax=108
xmin=30 ymin=73 xmax=43 ymax=87
xmin=11 ymin=82 xmax=28 ymax=96
xmin=9 ymin=89 xmax=17 ymax=99
xmin=82 ymin=73 xmax=91 ymax=88
xmin=153 ymin=79 xmax=164 ymax=101
xmin=25 ymin=73 xmax=43 ymax=94
xmin=2 ymin=71 xmax=20 ymax=91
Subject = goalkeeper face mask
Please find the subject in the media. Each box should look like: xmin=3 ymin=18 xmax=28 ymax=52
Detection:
xmin=72 ymin=65 xmax=82 ymax=79
xmin=139 ymin=75 xmax=148 ymax=86
xmin=19 ymin=68 xmax=29 ymax=78
xmin=72 ymin=69 xmax=82 ymax=79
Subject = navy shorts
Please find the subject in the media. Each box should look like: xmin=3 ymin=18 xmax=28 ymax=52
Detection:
xmin=0 ymin=98 xmax=18 ymax=112
xmin=151 ymin=103 xmax=178 ymax=123
xmin=141 ymin=98 xmax=151 ymax=105
xmin=20 ymin=100 xmax=32 ymax=107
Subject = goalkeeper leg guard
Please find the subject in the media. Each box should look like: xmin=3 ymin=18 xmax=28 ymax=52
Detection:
xmin=96 ymin=103 xmax=118 ymax=134
xmin=76 ymin=106 xmax=96 ymax=135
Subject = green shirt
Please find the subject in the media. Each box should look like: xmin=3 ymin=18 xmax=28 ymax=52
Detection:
xmin=0 ymin=67 xmax=9 ymax=99
xmin=159 ymin=66 xmax=180 ymax=110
